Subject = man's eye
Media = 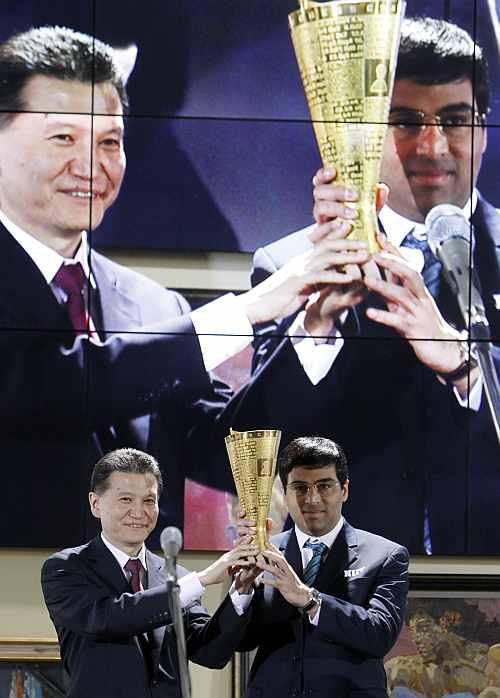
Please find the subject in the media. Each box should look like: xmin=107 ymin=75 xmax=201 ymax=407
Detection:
xmin=442 ymin=114 xmax=470 ymax=127
xmin=51 ymin=134 xmax=73 ymax=143
xmin=101 ymin=138 xmax=121 ymax=148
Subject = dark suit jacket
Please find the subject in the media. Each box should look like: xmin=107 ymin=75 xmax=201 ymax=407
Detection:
xmin=41 ymin=536 xmax=249 ymax=698
xmin=239 ymin=523 xmax=409 ymax=698
xmin=0 ymin=221 xmax=280 ymax=548
xmin=247 ymin=195 xmax=500 ymax=554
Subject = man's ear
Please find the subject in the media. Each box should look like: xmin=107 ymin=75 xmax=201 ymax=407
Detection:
xmin=88 ymin=491 xmax=100 ymax=519
xmin=342 ymin=479 xmax=349 ymax=503
xmin=113 ymin=44 xmax=138 ymax=84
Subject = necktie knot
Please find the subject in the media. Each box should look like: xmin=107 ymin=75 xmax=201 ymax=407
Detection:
xmin=303 ymin=541 xmax=327 ymax=586
xmin=53 ymin=262 xmax=88 ymax=333
xmin=401 ymin=228 xmax=442 ymax=298
xmin=125 ymin=558 xmax=144 ymax=593
xmin=304 ymin=540 xmax=327 ymax=556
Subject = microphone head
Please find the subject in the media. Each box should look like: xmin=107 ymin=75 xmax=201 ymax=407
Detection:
xmin=160 ymin=526 xmax=183 ymax=557
xmin=425 ymin=204 xmax=472 ymax=256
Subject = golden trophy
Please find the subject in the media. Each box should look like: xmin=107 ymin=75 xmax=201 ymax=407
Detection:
xmin=289 ymin=0 xmax=406 ymax=253
xmin=225 ymin=429 xmax=282 ymax=550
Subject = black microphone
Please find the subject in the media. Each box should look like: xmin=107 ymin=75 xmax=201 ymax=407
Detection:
xmin=425 ymin=204 xmax=489 ymax=337
xmin=160 ymin=526 xmax=183 ymax=587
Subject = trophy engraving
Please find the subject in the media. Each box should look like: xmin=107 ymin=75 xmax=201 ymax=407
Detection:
xmin=225 ymin=429 xmax=282 ymax=550
xmin=289 ymin=0 xmax=406 ymax=253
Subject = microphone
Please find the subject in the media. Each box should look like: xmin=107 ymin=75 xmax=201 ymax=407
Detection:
xmin=425 ymin=204 xmax=489 ymax=336
xmin=160 ymin=526 xmax=183 ymax=587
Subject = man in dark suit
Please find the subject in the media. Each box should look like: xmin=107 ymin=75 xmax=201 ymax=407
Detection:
xmin=0 ymin=26 xmax=348 ymax=547
xmin=249 ymin=18 xmax=500 ymax=554
xmin=41 ymin=447 xmax=258 ymax=698
xmin=234 ymin=436 xmax=409 ymax=697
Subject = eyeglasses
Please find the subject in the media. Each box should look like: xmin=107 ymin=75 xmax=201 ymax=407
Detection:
xmin=288 ymin=480 xmax=339 ymax=498
xmin=389 ymin=108 xmax=484 ymax=141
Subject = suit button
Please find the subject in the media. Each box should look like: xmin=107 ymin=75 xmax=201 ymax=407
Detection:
xmin=292 ymin=656 xmax=300 ymax=664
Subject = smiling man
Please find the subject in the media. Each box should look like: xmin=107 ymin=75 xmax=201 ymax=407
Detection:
xmin=250 ymin=17 xmax=500 ymax=555
xmin=234 ymin=436 xmax=409 ymax=698
xmin=0 ymin=26 xmax=354 ymax=548
xmin=41 ymin=448 xmax=258 ymax=698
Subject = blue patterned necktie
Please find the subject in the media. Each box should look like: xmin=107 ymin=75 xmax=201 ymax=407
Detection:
xmin=303 ymin=541 xmax=327 ymax=586
xmin=401 ymin=228 xmax=442 ymax=298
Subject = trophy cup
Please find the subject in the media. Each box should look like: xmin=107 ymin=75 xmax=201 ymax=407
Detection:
xmin=289 ymin=0 xmax=406 ymax=253
xmin=225 ymin=429 xmax=282 ymax=550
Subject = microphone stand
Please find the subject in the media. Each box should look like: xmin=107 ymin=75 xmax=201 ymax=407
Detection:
xmin=165 ymin=569 xmax=191 ymax=698
xmin=469 ymin=316 xmax=500 ymax=444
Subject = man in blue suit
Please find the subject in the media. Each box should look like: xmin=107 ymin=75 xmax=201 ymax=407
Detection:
xmin=42 ymin=448 xmax=259 ymax=698
xmin=235 ymin=436 xmax=409 ymax=697
xmin=250 ymin=18 xmax=500 ymax=554
xmin=0 ymin=26 xmax=347 ymax=547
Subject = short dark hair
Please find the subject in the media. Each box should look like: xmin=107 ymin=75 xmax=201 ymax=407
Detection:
xmin=396 ymin=17 xmax=490 ymax=118
xmin=90 ymin=448 xmax=163 ymax=495
xmin=0 ymin=25 xmax=128 ymax=129
xmin=278 ymin=436 xmax=348 ymax=490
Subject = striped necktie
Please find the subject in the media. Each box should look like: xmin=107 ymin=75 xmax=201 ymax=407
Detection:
xmin=401 ymin=228 xmax=442 ymax=298
xmin=53 ymin=262 xmax=89 ymax=333
xmin=303 ymin=541 xmax=327 ymax=586
xmin=125 ymin=558 xmax=144 ymax=592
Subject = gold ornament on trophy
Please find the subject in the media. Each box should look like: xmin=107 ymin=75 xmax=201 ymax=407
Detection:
xmin=225 ymin=429 xmax=282 ymax=550
xmin=289 ymin=0 xmax=406 ymax=253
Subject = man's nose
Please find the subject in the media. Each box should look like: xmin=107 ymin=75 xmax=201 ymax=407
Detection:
xmin=129 ymin=505 xmax=145 ymax=519
xmin=305 ymin=485 xmax=321 ymax=504
xmin=68 ymin=140 xmax=101 ymax=180
xmin=415 ymin=124 xmax=450 ymax=158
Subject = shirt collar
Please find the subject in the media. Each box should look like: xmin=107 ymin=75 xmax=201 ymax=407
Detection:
xmin=101 ymin=533 xmax=148 ymax=574
xmin=0 ymin=207 xmax=94 ymax=287
xmin=294 ymin=515 xmax=344 ymax=551
xmin=379 ymin=190 xmax=478 ymax=247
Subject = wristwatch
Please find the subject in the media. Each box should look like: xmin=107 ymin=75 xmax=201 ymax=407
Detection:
xmin=436 ymin=338 xmax=478 ymax=384
xmin=300 ymin=587 xmax=321 ymax=613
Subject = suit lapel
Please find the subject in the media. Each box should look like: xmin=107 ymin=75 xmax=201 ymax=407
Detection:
xmin=314 ymin=522 xmax=358 ymax=599
xmin=0 ymin=222 xmax=73 ymax=332
xmin=145 ymin=549 xmax=168 ymax=653
xmin=83 ymin=536 xmax=131 ymax=595
xmin=90 ymin=252 xmax=142 ymax=335
xmin=473 ymin=196 xmax=500 ymax=335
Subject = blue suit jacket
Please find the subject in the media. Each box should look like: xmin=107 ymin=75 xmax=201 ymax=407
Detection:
xmin=248 ymin=195 xmax=500 ymax=554
xmin=239 ymin=522 xmax=409 ymax=697
xmin=42 ymin=536 xmax=249 ymax=698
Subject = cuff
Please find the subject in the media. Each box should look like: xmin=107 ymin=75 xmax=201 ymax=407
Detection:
xmin=229 ymin=581 xmax=254 ymax=615
xmin=288 ymin=311 xmax=344 ymax=385
xmin=191 ymin=293 xmax=253 ymax=371
xmin=179 ymin=572 xmax=205 ymax=607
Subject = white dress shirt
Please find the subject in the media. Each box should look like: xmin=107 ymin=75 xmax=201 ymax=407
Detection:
xmin=100 ymin=533 xmax=204 ymax=607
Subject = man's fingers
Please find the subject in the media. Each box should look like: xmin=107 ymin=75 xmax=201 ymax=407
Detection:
xmin=373 ymin=254 xmax=428 ymax=300
xmin=312 ymin=167 xmax=337 ymax=187
xmin=375 ymin=183 xmax=389 ymax=211
xmin=313 ymin=200 xmax=359 ymax=226
xmin=308 ymin=218 xmax=352 ymax=244
xmin=364 ymin=276 xmax=418 ymax=314
xmin=365 ymin=306 xmax=409 ymax=334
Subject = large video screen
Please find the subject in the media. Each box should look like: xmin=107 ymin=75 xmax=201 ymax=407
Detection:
xmin=0 ymin=0 xmax=498 ymax=555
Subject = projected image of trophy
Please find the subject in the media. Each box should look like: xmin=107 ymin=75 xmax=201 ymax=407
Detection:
xmin=225 ymin=429 xmax=282 ymax=550
xmin=289 ymin=0 xmax=405 ymax=253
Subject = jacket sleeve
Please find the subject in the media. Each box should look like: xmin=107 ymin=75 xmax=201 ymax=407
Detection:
xmin=41 ymin=552 xmax=175 ymax=640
